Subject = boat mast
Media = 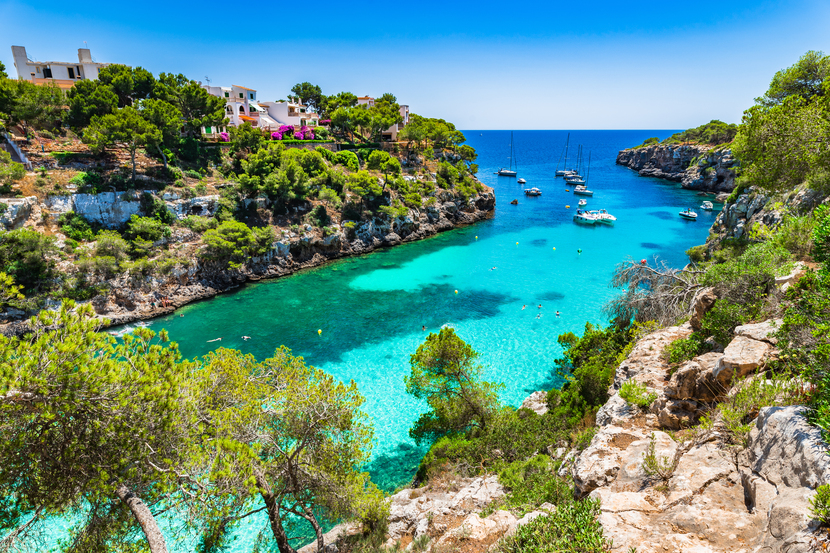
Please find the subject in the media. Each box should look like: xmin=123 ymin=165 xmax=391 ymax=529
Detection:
xmin=564 ymin=133 xmax=570 ymax=171
xmin=585 ymin=152 xmax=591 ymax=184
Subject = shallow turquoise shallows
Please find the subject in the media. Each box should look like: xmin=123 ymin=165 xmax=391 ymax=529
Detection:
xmin=53 ymin=131 xmax=718 ymax=550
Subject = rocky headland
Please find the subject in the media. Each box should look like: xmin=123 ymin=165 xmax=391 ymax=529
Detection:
xmin=616 ymin=144 xmax=738 ymax=194
xmin=0 ymin=186 xmax=495 ymax=334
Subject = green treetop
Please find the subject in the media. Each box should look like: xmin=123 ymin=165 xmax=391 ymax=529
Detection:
xmin=405 ymin=327 xmax=503 ymax=443
xmin=84 ymin=106 xmax=161 ymax=181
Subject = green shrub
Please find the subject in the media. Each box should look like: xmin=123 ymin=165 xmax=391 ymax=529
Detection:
xmin=811 ymin=484 xmax=830 ymax=526
xmin=335 ymin=150 xmax=360 ymax=171
xmin=714 ymin=372 xmax=799 ymax=446
xmin=618 ymin=380 xmax=657 ymax=409
xmin=814 ymin=205 xmax=830 ymax=275
xmin=495 ymin=498 xmax=610 ymax=553
xmin=310 ymin=204 xmax=331 ymax=227
xmin=634 ymin=137 xmax=660 ymax=148
xmin=0 ymin=202 xmax=7 ymax=216
xmin=497 ymin=455 xmax=572 ymax=515
xmin=201 ymin=220 xmax=274 ymax=269
xmin=0 ymin=228 xmax=59 ymax=293
xmin=698 ymin=300 xmax=753 ymax=346
xmin=57 ymin=211 xmax=96 ymax=242
xmin=181 ymin=215 xmax=218 ymax=233
xmin=664 ymin=336 xmax=708 ymax=365
xmin=642 ymin=433 xmax=680 ymax=484
xmin=662 ymin=120 xmax=738 ymax=146
xmin=685 ymin=244 xmax=707 ymax=263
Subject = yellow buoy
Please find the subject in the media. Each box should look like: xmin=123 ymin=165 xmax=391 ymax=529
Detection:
xmin=454 ymin=290 xmax=458 ymax=294
xmin=516 ymin=242 xmax=519 ymax=245
xmin=566 ymin=205 xmax=570 ymax=208
xmin=317 ymin=329 xmax=322 ymax=335
xmin=475 ymin=236 xmax=478 ymax=240
xmin=553 ymin=247 xmax=556 ymax=250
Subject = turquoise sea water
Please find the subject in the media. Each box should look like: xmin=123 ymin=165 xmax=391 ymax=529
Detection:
xmin=42 ymin=131 xmax=718 ymax=550
xmin=136 ymin=130 xmax=716 ymax=491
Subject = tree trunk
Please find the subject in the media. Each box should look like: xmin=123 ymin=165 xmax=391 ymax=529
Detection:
xmin=115 ymin=483 xmax=167 ymax=553
xmin=156 ymin=144 xmax=168 ymax=170
xmin=261 ymin=491 xmax=296 ymax=553
xmin=298 ymin=503 xmax=324 ymax=553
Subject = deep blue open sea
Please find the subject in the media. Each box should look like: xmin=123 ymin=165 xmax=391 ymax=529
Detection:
xmin=49 ymin=131 xmax=719 ymax=551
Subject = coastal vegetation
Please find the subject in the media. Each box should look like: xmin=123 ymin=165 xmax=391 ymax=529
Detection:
xmin=0 ymin=65 xmax=483 ymax=314
xmin=632 ymin=119 xmax=738 ymax=148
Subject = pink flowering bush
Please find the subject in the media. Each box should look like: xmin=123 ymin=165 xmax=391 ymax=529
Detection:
xmin=294 ymin=131 xmax=304 ymax=140
xmin=271 ymin=132 xmax=282 ymax=140
xmin=278 ymin=125 xmax=293 ymax=135
xmin=219 ymin=132 xmax=230 ymax=142
xmin=299 ymin=125 xmax=315 ymax=140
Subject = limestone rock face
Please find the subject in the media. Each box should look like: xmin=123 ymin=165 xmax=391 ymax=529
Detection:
xmin=734 ymin=319 xmax=783 ymax=344
xmin=0 ymin=196 xmax=37 ymax=230
xmin=715 ymin=335 xmax=773 ymax=385
xmin=689 ymin=287 xmax=717 ymax=331
xmin=520 ymin=390 xmax=549 ymax=415
xmin=565 ymin=323 xmax=829 ymax=553
xmin=73 ymin=192 xmax=144 ymax=227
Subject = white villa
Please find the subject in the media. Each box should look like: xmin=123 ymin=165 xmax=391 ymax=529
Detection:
xmin=357 ymin=96 xmax=410 ymax=140
xmin=11 ymin=45 xmax=111 ymax=91
xmin=200 ymin=84 xmax=320 ymax=136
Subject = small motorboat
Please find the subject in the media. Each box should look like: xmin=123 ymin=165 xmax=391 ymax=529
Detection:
xmin=578 ymin=199 xmax=587 ymax=207
xmin=524 ymin=187 xmax=542 ymax=196
xmin=573 ymin=209 xmax=598 ymax=225
xmin=588 ymin=209 xmax=616 ymax=225
xmin=679 ymin=208 xmax=698 ymax=220
xmin=573 ymin=185 xmax=594 ymax=196
xmin=700 ymin=201 xmax=713 ymax=211
xmin=518 ymin=178 xmax=526 ymax=184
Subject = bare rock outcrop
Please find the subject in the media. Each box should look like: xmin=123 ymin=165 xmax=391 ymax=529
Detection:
xmin=570 ymin=319 xmax=826 ymax=552
xmin=616 ymin=144 xmax=737 ymax=193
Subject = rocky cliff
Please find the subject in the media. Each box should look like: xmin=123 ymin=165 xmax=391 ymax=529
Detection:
xmin=708 ymin=184 xmax=828 ymax=249
xmin=565 ymin=315 xmax=828 ymax=552
xmin=616 ymin=144 xmax=738 ymax=193
xmin=0 ymin=188 xmax=495 ymax=332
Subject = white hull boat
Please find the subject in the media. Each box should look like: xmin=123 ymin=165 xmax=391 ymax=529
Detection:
xmin=518 ymin=178 xmax=526 ymax=184
xmin=578 ymin=199 xmax=587 ymax=206
xmin=524 ymin=187 xmax=542 ymax=196
xmin=679 ymin=209 xmax=698 ymax=220
xmin=588 ymin=209 xmax=616 ymax=224
xmin=573 ymin=185 xmax=593 ymax=196
xmin=573 ymin=209 xmax=598 ymax=225
xmin=700 ymin=201 xmax=713 ymax=211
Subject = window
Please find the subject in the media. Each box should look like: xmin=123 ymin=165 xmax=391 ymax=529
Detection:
xmin=68 ymin=67 xmax=75 ymax=79
xmin=249 ymin=93 xmax=254 ymax=100
xmin=42 ymin=67 xmax=52 ymax=78
xmin=239 ymin=105 xmax=245 ymax=114
xmin=226 ymin=106 xmax=233 ymax=113
xmin=224 ymin=92 xmax=229 ymax=98
xmin=238 ymin=93 xmax=243 ymax=98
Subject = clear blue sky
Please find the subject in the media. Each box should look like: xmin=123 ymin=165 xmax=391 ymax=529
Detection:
xmin=1 ymin=0 xmax=829 ymax=129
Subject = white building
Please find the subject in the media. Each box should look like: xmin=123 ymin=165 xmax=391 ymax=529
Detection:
xmin=201 ymin=84 xmax=322 ymax=136
xmin=356 ymin=96 xmax=410 ymax=141
xmin=258 ymin=101 xmax=320 ymax=128
xmin=11 ymin=45 xmax=111 ymax=91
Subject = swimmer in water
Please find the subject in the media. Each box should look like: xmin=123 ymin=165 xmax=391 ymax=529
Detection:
xmin=490 ymin=266 xmax=497 ymax=270
xmin=538 ymin=304 xmax=542 ymax=309
xmin=522 ymin=305 xmax=526 ymax=310
xmin=242 ymin=336 xmax=251 ymax=341
xmin=556 ymin=311 xmax=560 ymax=317
xmin=422 ymin=325 xmax=426 ymax=331
xmin=207 ymin=338 xmax=222 ymax=343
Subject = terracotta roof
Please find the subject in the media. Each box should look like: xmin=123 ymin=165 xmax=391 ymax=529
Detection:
xmin=233 ymin=85 xmax=256 ymax=91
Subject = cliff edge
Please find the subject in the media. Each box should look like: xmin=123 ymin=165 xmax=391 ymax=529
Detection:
xmin=616 ymin=144 xmax=737 ymax=193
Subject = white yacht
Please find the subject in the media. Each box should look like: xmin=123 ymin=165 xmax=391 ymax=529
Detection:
xmin=573 ymin=209 xmax=598 ymax=225
xmin=578 ymin=199 xmax=587 ymax=207
xmin=700 ymin=201 xmax=714 ymax=211
xmin=587 ymin=209 xmax=616 ymax=225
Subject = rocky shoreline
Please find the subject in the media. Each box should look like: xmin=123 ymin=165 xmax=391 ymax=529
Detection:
xmin=1 ymin=188 xmax=495 ymax=336
xmin=616 ymin=143 xmax=737 ymax=194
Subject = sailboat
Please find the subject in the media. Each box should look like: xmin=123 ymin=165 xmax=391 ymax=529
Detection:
xmin=573 ymin=152 xmax=593 ymax=196
xmin=498 ymin=132 xmax=518 ymax=177
xmin=564 ymin=146 xmax=584 ymax=184
xmin=555 ymin=133 xmax=575 ymax=177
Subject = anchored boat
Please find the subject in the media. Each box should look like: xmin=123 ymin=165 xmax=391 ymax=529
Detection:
xmin=587 ymin=209 xmax=616 ymax=225
xmin=679 ymin=208 xmax=698 ymax=220
xmin=700 ymin=201 xmax=713 ymax=211
xmin=573 ymin=209 xmax=598 ymax=225
xmin=524 ymin=187 xmax=542 ymax=196
xmin=498 ymin=132 xmax=518 ymax=177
